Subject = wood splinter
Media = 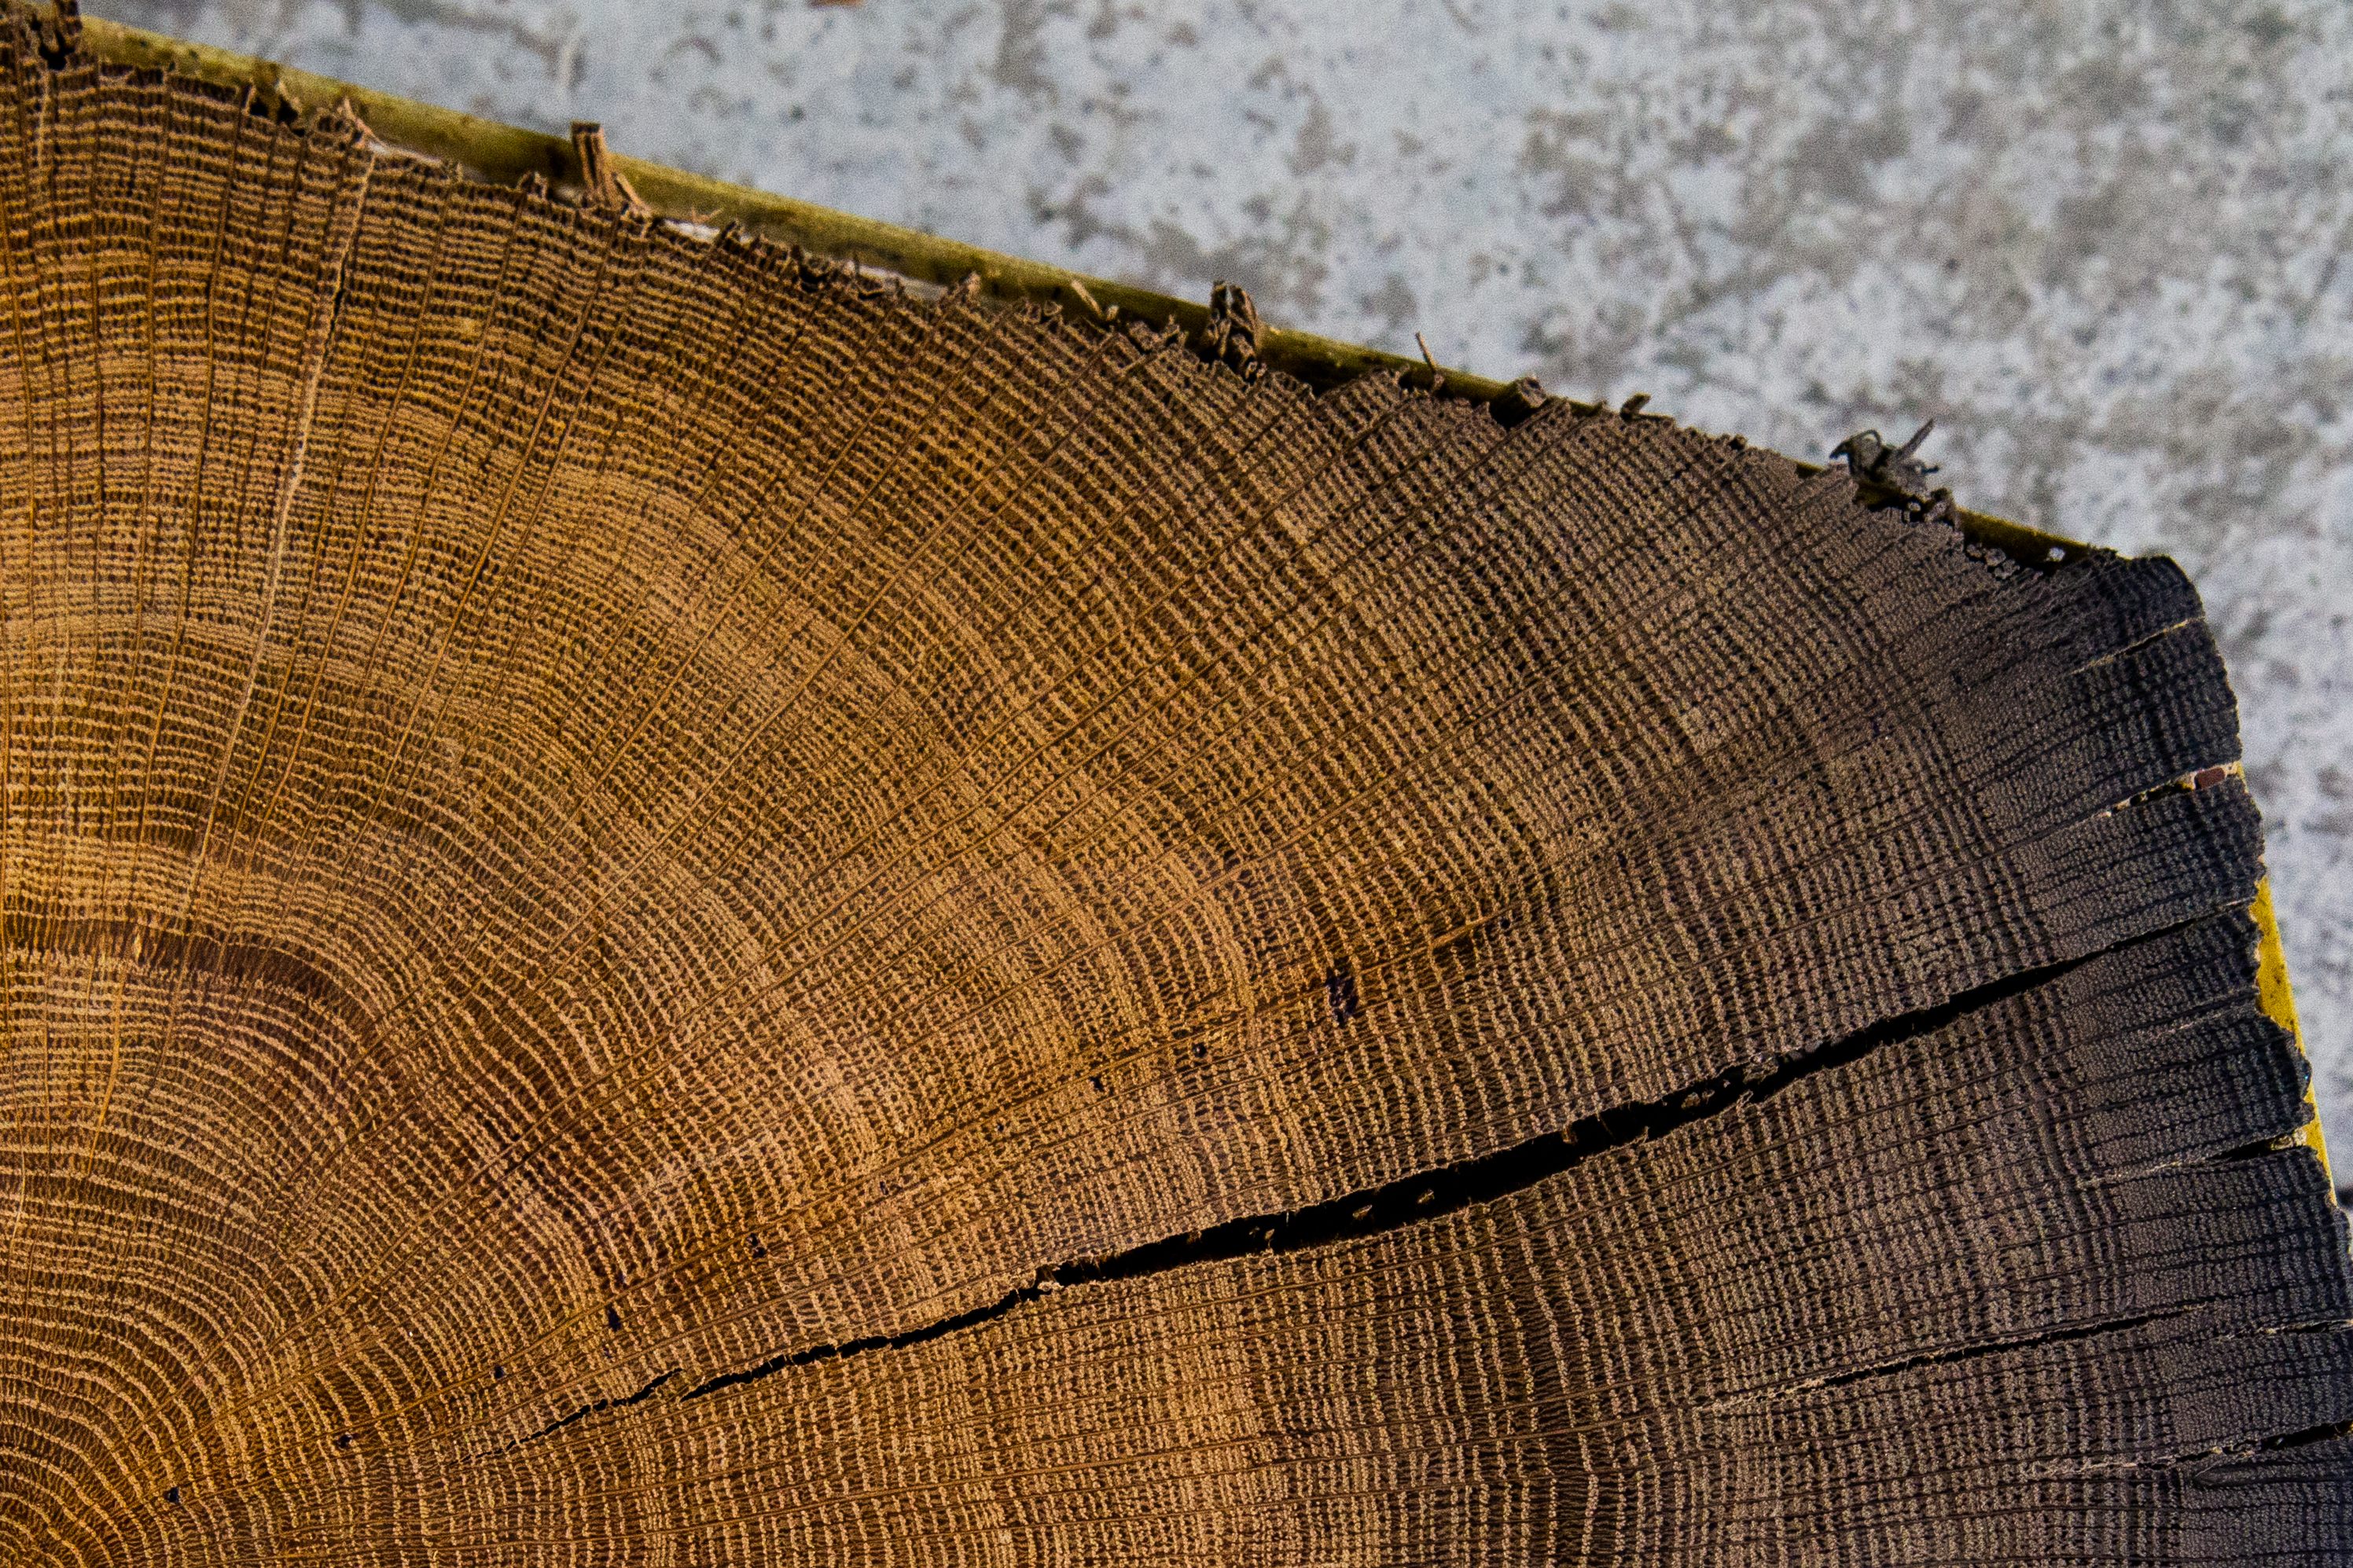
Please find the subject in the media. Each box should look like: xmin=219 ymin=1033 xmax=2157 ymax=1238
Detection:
xmin=570 ymin=121 xmax=649 ymax=218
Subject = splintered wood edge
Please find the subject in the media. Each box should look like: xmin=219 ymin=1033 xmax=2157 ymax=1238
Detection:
xmin=69 ymin=10 xmax=2083 ymax=562
xmin=62 ymin=7 xmax=2334 ymax=1185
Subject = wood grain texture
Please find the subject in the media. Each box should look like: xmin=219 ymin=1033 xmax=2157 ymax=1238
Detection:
xmin=0 ymin=18 xmax=2344 ymax=1564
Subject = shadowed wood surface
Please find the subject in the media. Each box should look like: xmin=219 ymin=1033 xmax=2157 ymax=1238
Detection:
xmin=0 ymin=14 xmax=2346 ymax=1564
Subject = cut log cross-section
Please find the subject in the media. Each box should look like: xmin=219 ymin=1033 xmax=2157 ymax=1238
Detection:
xmin=0 ymin=14 xmax=2344 ymax=1565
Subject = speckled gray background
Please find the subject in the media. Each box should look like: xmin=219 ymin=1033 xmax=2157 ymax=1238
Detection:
xmin=99 ymin=0 xmax=2353 ymax=1166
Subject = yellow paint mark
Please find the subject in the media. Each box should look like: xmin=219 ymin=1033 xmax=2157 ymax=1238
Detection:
xmin=2252 ymin=878 xmax=2334 ymax=1191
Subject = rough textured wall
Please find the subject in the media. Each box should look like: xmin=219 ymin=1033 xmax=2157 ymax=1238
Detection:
xmin=97 ymin=0 xmax=2353 ymax=1162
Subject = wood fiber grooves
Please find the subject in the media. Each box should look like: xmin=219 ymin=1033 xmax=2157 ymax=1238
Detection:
xmin=0 ymin=20 xmax=2344 ymax=1565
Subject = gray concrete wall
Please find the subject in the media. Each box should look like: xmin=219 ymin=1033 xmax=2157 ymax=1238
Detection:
xmin=103 ymin=0 xmax=2353 ymax=1165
